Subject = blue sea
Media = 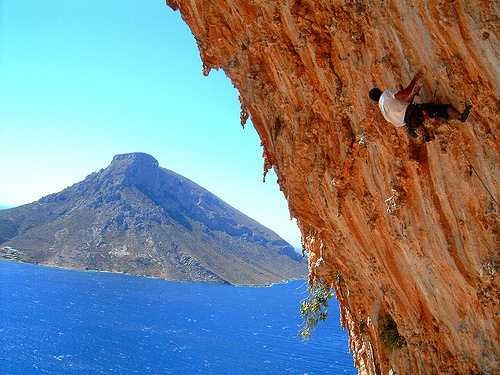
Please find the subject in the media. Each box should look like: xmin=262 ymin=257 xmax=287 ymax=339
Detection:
xmin=0 ymin=260 xmax=356 ymax=374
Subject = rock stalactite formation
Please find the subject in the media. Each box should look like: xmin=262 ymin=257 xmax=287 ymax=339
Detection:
xmin=166 ymin=0 xmax=500 ymax=373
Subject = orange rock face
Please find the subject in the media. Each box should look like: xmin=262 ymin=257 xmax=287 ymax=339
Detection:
xmin=166 ymin=0 xmax=500 ymax=373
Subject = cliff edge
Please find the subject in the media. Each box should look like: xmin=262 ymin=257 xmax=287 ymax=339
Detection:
xmin=166 ymin=1 xmax=499 ymax=374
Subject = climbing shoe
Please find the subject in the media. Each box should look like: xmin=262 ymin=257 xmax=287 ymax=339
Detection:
xmin=407 ymin=126 xmax=418 ymax=139
xmin=460 ymin=105 xmax=471 ymax=122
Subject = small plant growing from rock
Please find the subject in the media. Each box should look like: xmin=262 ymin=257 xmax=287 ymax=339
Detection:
xmin=378 ymin=314 xmax=406 ymax=349
xmin=299 ymin=279 xmax=333 ymax=340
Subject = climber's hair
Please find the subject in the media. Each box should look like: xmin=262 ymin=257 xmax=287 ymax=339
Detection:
xmin=369 ymin=88 xmax=382 ymax=102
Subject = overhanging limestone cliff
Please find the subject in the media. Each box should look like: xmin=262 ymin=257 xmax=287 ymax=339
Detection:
xmin=166 ymin=0 xmax=500 ymax=373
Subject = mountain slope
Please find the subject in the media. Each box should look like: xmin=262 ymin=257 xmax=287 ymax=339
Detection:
xmin=0 ymin=153 xmax=306 ymax=285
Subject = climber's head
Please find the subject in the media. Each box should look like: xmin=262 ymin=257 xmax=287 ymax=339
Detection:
xmin=369 ymin=88 xmax=382 ymax=102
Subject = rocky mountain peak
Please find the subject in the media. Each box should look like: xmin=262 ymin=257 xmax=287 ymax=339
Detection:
xmin=101 ymin=152 xmax=161 ymax=193
xmin=111 ymin=152 xmax=159 ymax=167
xmin=0 ymin=154 xmax=306 ymax=286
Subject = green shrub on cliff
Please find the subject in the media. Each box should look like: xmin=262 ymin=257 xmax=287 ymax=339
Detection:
xmin=299 ymin=279 xmax=333 ymax=340
xmin=378 ymin=314 xmax=406 ymax=349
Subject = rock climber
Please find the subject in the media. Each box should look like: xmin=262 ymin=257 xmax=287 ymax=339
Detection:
xmin=369 ymin=72 xmax=471 ymax=141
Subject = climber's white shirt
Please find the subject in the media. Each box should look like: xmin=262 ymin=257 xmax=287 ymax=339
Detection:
xmin=379 ymin=89 xmax=409 ymax=127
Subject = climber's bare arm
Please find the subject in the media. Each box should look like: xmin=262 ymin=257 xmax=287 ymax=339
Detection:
xmin=395 ymin=72 xmax=423 ymax=100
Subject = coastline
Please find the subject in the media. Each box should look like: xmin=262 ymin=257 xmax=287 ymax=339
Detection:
xmin=0 ymin=256 xmax=307 ymax=287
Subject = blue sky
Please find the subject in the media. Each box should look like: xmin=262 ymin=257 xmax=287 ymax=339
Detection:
xmin=0 ymin=0 xmax=301 ymax=248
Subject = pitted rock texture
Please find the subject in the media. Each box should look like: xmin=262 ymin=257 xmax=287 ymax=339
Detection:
xmin=167 ymin=0 xmax=500 ymax=373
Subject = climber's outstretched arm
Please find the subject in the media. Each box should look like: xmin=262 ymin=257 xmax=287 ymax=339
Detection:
xmin=395 ymin=72 xmax=423 ymax=100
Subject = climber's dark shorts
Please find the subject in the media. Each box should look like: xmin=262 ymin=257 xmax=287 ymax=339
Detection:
xmin=405 ymin=104 xmax=452 ymax=129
